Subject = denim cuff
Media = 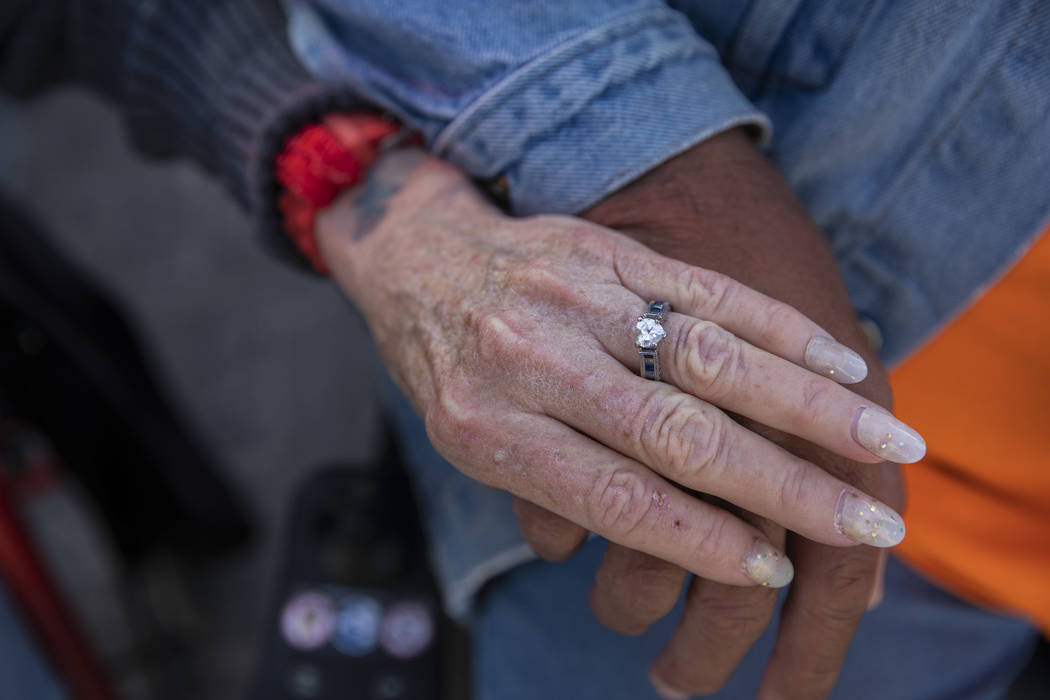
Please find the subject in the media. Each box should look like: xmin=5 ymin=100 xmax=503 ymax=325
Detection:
xmin=432 ymin=7 xmax=771 ymax=215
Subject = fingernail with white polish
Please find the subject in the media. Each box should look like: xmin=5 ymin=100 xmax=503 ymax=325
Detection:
xmin=742 ymin=539 xmax=794 ymax=588
xmin=805 ymin=336 xmax=868 ymax=383
xmin=835 ymin=489 xmax=906 ymax=547
xmin=853 ymin=407 xmax=927 ymax=463
xmin=650 ymin=671 xmax=690 ymax=700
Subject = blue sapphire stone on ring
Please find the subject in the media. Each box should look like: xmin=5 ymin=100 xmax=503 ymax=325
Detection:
xmin=636 ymin=301 xmax=670 ymax=381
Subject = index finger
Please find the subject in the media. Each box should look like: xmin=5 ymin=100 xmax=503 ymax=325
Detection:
xmin=757 ymin=445 xmax=887 ymax=699
xmin=649 ymin=514 xmax=783 ymax=698
xmin=759 ymin=540 xmax=880 ymax=700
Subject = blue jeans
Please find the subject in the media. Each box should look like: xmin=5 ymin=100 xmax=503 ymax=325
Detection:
xmin=473 ymin=540 xmax=1039 ymax=700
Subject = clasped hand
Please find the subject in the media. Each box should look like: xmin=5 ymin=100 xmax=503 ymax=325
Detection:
xmin=317 ymin=149 xmax=924 ymax=698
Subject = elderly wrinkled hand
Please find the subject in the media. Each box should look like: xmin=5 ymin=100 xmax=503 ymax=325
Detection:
xmin=317 ymin=149 xmax=923 ymax=590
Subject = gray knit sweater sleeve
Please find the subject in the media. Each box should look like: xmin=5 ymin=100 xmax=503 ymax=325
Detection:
xmin=1 ymin=0 xmax=361 ymax=262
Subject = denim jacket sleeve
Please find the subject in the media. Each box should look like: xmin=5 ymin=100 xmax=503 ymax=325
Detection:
xmin=284 ymin=0 xmax=771 ymax=215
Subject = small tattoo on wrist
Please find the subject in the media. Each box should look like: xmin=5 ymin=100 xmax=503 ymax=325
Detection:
xmin=346 ymin=149 xmax=424 ymax=241
xmin=349 ymin=175 xmax=400 ymax=241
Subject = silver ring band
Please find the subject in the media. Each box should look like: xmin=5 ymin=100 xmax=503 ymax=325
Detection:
xmin=635 ymin=301 xmax=671 ymax=381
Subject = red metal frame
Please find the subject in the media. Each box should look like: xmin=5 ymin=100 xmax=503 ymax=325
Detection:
xmin=0 ymin=475 xmax=117 ymax=700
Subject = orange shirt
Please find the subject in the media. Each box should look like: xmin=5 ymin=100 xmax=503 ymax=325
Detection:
xmin=891 ymin=226 xmax=1050 ymax=635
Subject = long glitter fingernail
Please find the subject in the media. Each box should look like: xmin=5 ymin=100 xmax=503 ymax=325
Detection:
xmin=835 ymin=489 xmax=906 ymax=547
xmin=852 ymin=407 xmax=926 ymax=463
xmin=804 ymin=336 xmax=868 ymax=384
xmin=742 ymin=540 xmax=794 ymax=588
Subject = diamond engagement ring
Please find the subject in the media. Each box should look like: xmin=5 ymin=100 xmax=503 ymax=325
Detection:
xmin=635 ymin=301 xmax=670 ymax=381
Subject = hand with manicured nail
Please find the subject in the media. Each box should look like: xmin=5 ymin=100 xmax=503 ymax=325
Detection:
xmin=316 ymin=147 xmax=923 ymax=602
xmin=581 ymin=130 xmax=908 ymax=699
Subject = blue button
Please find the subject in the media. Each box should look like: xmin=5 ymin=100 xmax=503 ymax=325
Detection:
xmin=333 ymin=594 xmax=383 ymax=656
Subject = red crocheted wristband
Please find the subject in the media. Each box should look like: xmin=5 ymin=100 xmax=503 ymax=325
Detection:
xmin=275 ymin=114 xmax=399 ymax=274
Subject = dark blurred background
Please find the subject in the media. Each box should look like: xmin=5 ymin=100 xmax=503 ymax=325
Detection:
xmin=0 ymin=86 xmax=383 ymax=699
